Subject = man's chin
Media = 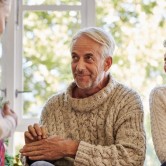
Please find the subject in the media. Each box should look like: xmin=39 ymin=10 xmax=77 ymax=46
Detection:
xmin=76 ymin=83 xmax=92 ymax=90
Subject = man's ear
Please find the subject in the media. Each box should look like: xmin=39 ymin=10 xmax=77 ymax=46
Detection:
xmin=104 ymin=56 xmax=112 ymax=72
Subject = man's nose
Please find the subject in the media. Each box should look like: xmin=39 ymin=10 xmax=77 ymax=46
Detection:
xmin=76 ymin=60 xmax=86 ymax=71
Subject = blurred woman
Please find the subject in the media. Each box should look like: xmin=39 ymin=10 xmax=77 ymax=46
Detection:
xmin=150 ymin=47 xmax=166 ymax=166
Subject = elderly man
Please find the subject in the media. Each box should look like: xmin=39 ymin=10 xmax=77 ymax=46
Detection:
xmin=20 ymin=27 xmax=146 ymax=166
xmin=0 ymin=0 xmax=17 ymax=165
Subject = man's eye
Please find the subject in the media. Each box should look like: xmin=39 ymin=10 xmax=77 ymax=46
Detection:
xmin=72 ymin=55 xmax=78 ymax=61
xmin=86 ymin=55 xmax=93 ymax=61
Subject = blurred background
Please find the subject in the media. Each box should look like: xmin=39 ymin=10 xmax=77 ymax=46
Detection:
xmin=0 ymin=0 xmax=166 ymax=165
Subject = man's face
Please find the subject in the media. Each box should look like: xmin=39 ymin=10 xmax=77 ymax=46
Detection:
xmin=0 ymin=1 xmax=11 ymax=36
xmin=71 ymin=35 xmax=108 ymax=90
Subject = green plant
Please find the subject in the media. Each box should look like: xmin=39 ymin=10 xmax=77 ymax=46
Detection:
xmin=5 ymin=153 xmax=22 ymax=166
xmin=13 ymin=154 xmax=22 ymax=166
xmin=5 ymin=153 xmax=14 ymax=166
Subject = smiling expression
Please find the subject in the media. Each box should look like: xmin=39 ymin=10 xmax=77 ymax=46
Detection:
xmin=71 ymin=35 xmax=111 ymax=91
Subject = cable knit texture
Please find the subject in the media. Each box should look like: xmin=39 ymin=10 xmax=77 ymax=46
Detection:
xmin=28 ymin=76 xmax=145 ymax=166
xmin=150 ymin=85 xmax=166 ymax=164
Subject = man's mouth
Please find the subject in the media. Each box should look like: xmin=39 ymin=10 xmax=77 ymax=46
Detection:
xmin=76 ymin=74 xmax=89 ymax=77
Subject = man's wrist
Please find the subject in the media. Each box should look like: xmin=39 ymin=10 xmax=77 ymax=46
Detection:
xmin=65 ymin=139 xmax=79 ymax=158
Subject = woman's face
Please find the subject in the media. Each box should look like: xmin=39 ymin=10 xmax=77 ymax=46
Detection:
xmin=0 ymin=0 xmax=11 ymax=35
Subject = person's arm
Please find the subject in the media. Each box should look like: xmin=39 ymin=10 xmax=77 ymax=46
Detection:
xmin=150 ymin=86 xmax=166 ymax=164
xmin=0 ymin=103 xmax=17 ymax=139
xmin=20 ymin=122 xmax=79 ymax=163
xmin=20 ymin=136 xmax=79 ymax=161
xmin=0 ymin=116 xmax=16 ymax=139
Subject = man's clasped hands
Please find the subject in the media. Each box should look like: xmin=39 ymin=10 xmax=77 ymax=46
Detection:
xmin=20 ymin=124 xmax=78 ymax=161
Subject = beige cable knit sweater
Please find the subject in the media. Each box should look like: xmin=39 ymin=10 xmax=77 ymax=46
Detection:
xmin=37 ymin=75 xmax=146 ymax=166
xmin=150 ymin=85 xmax=166 ymax=164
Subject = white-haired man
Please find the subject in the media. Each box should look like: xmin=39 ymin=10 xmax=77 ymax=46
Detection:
xmin=20 ymin=27 xmax=146 ymax=166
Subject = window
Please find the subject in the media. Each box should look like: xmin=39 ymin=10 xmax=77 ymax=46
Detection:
xmin=18 ymin=0 xmax=95 ymax=119
xmin=96 ymin=1 xmax=165 ymax=165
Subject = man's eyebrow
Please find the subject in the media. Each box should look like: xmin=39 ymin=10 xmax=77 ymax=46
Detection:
xmin=71 ymin=52 xmax=78 ymax=56
xmin=71 ymin=52 xmax=77 ymax=54
xmin=85 ymin=54 xmax=95 ymax=59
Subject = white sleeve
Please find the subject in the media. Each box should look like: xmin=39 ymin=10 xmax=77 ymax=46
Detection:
xmin=0 ymin=116 xmax=16 ymax=139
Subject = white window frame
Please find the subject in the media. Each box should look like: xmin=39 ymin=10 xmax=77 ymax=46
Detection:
xmin=2 ymin=0 xmax=95 ymax=155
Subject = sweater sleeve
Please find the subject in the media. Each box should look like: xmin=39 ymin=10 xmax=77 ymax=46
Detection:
xmin=74 ymin=91 xmax=146 ymax=166
xmin=150 ymin=86 xmax=166 ymax=164
xmin=0 ymin=115 xmax=16 ymax=139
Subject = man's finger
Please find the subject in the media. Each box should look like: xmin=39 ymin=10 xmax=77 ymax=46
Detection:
xmin=24 ymin=131 xmax=34 ymax=141
xmin=22 ymin=149 xmax=44 ymax=156
xmin=28 ymin=125 xmax=37 ymax=137
xmin=29 ymin=154 xmax=46 ymax=160
xmin=41 ymin=126 xmax=47 ymax=139
xmin=33 ymin=123 xmax=42 ymax=136
xmin=22 ymin=144 xmax=45 ymax=153
xmin=24 ymin=139 xmax=44 ymax=147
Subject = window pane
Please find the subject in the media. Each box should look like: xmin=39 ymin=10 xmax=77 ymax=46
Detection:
xmin=14 ymin=132 xmax=24 ymax=156
xmin=23 ymin=11 xmax=81 ymax=118
xmin=23 ymin=0 xmax=81 ymax=5
xmin=96 ymin=0 xmax=165 ymax=165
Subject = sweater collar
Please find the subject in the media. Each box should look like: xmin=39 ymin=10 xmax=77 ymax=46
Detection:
xmin=66 ymin=74 xmax=118 ymax=112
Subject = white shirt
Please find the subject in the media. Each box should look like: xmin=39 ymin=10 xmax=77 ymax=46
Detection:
xmin=0 ymin=112 xmax=16 ymax=140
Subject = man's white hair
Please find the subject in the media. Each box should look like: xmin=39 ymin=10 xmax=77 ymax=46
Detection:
xmin=71 ymin=27 xmax=116 ymax=58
